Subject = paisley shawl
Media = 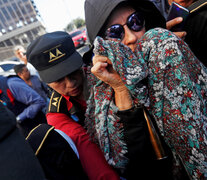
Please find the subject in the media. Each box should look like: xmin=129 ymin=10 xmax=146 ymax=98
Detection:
xmin=85 ymin=28 xmax=207 ymax=179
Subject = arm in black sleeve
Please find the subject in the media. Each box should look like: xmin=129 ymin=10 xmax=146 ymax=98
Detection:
xmin=117 ymin=107 xmax=157 ymax=179
xmin=117 ymin=107 xmax=178 ymax=179
xmin=117 ymin=107 xmax=153 ymax=160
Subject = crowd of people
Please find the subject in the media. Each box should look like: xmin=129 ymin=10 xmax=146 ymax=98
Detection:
xmin=0 ymin=0 xmax=207 ymax=180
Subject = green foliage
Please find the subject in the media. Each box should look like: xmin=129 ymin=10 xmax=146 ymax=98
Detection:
xmin=65 ymin=17 xmax=85 ymax=31
xmin=65 ymin=23 xmax=75 ymax=32
xmin=73 ymin=18 xmax=85 ymax=28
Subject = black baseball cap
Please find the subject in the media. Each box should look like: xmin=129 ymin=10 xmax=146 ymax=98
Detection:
xmin=27 ymin=31 xmax=83 ymax=83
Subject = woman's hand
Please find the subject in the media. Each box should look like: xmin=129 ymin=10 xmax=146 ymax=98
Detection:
xmin=91 ymin=55 xmax=133 ymax=110
xmin=166 ymin=17 xmax=187 ymax=39
xmin=91 ymin=55 xmax=125 ymax=91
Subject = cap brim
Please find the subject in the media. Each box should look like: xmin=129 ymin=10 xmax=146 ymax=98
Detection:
xmin=39 ymin=51 xmax=83 ymax=83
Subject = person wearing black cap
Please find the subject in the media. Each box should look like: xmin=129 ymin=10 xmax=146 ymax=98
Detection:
xmin=13 ymin=45 xmax=40 ymax=79
xmin=27 ymin=31 xmax=120 ymax=180
xmin=83 ymin=0 xmax=192 ymax=179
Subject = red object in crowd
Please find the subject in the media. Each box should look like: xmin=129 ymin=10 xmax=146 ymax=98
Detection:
xmin=70 ymin=29 xmax=87 ymax=49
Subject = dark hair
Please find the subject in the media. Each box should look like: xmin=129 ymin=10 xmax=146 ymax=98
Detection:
xmin=14 ymin=64 xmax=26 ymax=75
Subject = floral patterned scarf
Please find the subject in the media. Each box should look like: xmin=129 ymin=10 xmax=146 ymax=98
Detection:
xmin=85 ymin=28 xmax=207 ymax=179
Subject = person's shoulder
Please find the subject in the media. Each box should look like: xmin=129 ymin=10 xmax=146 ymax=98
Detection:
xmin=48 ymin=91 xmax=66 ymax=113
xmin=7 ymin=76 xmax=21 ymax=84
xmin=188 ymin=0 xmax=207 ymax=13
xmin=0 ymin=75 xmax=7 ymax=85
xmin=47 ymin=90 xmax=73 ymax=116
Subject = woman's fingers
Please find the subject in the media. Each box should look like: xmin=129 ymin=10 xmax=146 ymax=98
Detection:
xmin=91 ymin=61 xmax=108 ymax=75
xmin=173 ymin=31 xmax=187 ymax=40
xmin=166 ymin=17 xmax=183 ymax=30
xmin=92 ymin=55 xmax=112 ymax=65
xmin=166 ymin=17 xmax=187 ymax=39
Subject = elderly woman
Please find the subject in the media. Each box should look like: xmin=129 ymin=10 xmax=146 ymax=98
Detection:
xmin=84 ymin=0 xmax=207 ymax=179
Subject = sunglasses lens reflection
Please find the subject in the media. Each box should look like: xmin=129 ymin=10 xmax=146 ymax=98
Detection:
xmin=105 ymin=12 xmax=144 ymax=40
xmin=127 ymin=12 xmax=144 ymax=31
xmin=106 ymin=24 xmax=124 ymax=40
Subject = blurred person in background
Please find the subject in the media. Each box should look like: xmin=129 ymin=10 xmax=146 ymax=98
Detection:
xmin=146 ymin=0 xmax=170 ymax=19
xmin=14 ymin=64 xmax=49 ymax=105
xmin=0 ymin=75 xmax=22 ymax=115
xmin=13 ymin=45 xmax=40 ymax=78
xmin=148 ymin=0 xmax=207 ymax=66
xmin=7 ymin=72 xmax=47 ymax=137
xmin=145 ymin=0 xmax=187 ymax=39
xmin=171 ymin=0 xmax=207 ymax=67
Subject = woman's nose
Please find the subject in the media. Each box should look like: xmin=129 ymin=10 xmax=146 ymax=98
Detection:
xmin=122 ymin=26 xmax=138 ymax=46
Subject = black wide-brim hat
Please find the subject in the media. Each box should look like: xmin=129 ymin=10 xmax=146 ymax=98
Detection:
xmin=0 ymin=103 xmax=45 ymax=180
xmin=85 ymin=0 xmax=166 ymax=44
xmin=27 ymin=31 xmax=83 ymax=83
xmin=83 ymin=0 xmax=166 ymax=65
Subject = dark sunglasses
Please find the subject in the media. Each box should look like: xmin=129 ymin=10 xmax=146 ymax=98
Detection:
xmin=105 ymin=12 xmax=145 ymax=40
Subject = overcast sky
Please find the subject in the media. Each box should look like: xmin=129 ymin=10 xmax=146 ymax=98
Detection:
xmin=33 ymin=0 xmax=85 ymax=32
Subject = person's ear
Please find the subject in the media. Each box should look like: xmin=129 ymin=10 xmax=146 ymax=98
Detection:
xmin=17 ymin=72 xmax=22 ymax=77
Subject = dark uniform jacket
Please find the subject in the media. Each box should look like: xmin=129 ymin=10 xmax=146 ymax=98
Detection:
xmin=0 ymin=103 xmax=46 ymax=180
xmin=46 ymin=90 xmax=120 ymax=180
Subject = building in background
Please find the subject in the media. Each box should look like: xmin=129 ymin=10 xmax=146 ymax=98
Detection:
xmin=0 ymin=0 xmax=46 ymax=61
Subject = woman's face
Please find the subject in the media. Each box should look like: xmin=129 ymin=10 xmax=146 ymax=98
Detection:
xmin=106 ymin=6 xmax=146 ymax=52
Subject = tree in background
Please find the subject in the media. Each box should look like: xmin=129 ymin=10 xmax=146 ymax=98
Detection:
xmin=65 ymin=23 xmax=75 ymax=32
xmin=74 ymin=18 xmax=85 ymax=28
xmin=65 ymin=18 xmax=85 ymax=32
